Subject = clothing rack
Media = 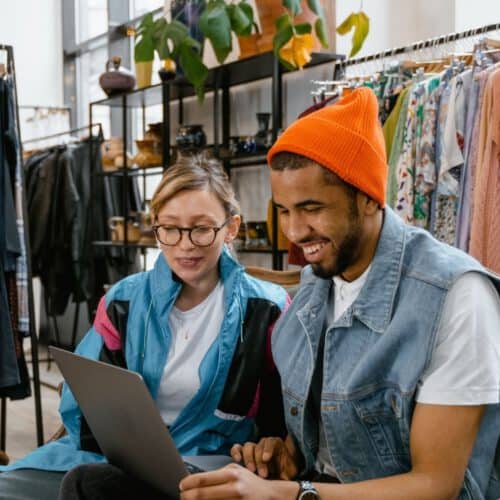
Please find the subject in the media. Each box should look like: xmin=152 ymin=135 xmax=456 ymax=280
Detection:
xmin=23 ymin=123 xmax=102 ymax=145
xmin=19 ymin=105 xmax=71 ymax=111
xmin=0 ymin=44 xmax=44 ymax=448
xmin=341 ymin=22 xmax=500 ymax=68
xmin=23 ymin=123 xmax=103 ymax=355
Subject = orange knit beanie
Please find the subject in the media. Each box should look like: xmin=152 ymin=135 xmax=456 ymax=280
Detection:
xmin=267 ymin=87 xmax=388 ymax=207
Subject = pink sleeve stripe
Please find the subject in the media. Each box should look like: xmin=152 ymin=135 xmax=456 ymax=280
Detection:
xmin=94 ymin=296 xmax=122 ymax=351
xmin=247 ymin=383 xmax=261 ymax=418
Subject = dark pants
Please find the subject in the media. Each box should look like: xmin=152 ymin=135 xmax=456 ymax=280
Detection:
xmin=58 ymin=463 xmax=174 ymax=500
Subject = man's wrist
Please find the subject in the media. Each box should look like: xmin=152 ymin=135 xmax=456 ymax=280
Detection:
xmin=296 ymin=480 xmax=321 ymax=499
xmin=269 ymin=480 xmax=301 ymax=500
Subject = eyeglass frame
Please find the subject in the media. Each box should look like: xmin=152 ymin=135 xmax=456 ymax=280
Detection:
xmin=152 ymin=217 xmax=233 ymax=247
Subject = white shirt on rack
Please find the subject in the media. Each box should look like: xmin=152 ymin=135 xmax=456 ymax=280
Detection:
xmin=156 ymin=281 xmax=225 ymax=426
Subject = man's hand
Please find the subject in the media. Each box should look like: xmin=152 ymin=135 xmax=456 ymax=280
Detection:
xmin=230 ymin=436 xmax=299 ymax=479
xmin=179 ymin=463 xmax=299 ymax=500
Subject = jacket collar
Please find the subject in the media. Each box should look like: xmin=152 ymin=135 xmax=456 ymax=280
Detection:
xmin=150 ymin=246 xmax=243 ymax=315
xmin=298 ymin=207 xmax=406 ymax=334
xmin=348 ymin=207 xmax=405 ymax=333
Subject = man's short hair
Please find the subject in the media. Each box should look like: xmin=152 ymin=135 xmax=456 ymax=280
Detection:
xmin=270 ymin=151 xmax=358 ymax=196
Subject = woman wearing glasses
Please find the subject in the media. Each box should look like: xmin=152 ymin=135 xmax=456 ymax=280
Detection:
xmin=6 ymin=155 xmax=289 ymax=498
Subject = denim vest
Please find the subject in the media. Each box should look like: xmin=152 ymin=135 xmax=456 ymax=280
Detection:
xmin=273 ymin=208 xmax=500 ymax=499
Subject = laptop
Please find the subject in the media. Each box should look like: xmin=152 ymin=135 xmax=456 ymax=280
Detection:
xmin=49 ymin=346 xmax=233 ymax=498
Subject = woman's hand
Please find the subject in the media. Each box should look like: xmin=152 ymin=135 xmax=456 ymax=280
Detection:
xmin=230 ymin=436 xmax=299 ymax=480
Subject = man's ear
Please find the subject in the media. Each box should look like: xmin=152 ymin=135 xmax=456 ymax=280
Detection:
xmin=225 ymin=215 xmax=241 ymax=242
xmin=356 ymin=191 xmax=379 ymax=216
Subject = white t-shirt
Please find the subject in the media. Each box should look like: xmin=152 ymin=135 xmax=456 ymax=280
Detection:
xmin=156 ymin=281 xmax=225 ymax=426
xmin=316 ymin=270 xmax=500 ymax=476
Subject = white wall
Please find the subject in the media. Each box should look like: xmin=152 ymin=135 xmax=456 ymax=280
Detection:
xmin=336 ymin=0 xmax=455 ymax=58
xmin=0 ymin=0 xmax=63 ymax=107
xmin=455 ymin=0 xmax=500 ymax=32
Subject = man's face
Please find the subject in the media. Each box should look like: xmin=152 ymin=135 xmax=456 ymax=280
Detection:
xmin=271 ymin=163 xmax=364 ymax=279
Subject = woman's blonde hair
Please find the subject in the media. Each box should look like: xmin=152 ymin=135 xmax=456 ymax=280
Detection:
xmin=150 ymin=154 xmax=240 ymax=222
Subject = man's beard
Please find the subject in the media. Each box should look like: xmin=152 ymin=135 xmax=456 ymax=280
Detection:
xmin=311 ymin=200 xmax=361 ymax=279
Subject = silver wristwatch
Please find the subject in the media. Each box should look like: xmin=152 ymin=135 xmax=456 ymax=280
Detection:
xmin=297 ymin=480 xmax=321 ymax=500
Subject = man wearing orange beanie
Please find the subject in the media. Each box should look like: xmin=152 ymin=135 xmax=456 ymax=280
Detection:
xmin=180 ymin=88 xmax=500 ymax=500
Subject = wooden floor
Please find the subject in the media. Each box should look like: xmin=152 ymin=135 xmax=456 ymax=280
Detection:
xmin=3 ymin=352 xmax=63 ymax=464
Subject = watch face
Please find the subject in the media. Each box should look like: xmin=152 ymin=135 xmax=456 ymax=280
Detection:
xmin=299 ymin=492 xmax=319 ymax=500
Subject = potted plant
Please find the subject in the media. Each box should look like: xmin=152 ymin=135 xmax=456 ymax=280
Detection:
xmin=134 ymin=12 xmax=156 ymax=88
xmin=138 ymin=1 xmax=369 ymax=99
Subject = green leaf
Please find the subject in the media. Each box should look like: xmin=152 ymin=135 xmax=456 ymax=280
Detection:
xmin=228 ymin=4 xmax=252 ymax=36
xmin=273 ymin=24 xmax=293 ymax=55
xmin=238 ymin=0 xmax=259 ymax=35
xmin=167 ymin=20 xmax=189 ymax=41
xmin=314 ymin=17 xmax=329 ymax=48
xmin=294 ymin=23 xmax=312 ymax=35
xmin=137 ymin=12 xmax=154 ymax=33
xmin=135 ymin=12 xmax=156 ymax=61
xmin=199 ymin=2 xmax=233 ymax=64
xmin=335 ymin=11 xmax=370 ymax=57
xmin=283 ymin=0 xmax=302 ymax=16
xmin=154 ymin=19 xmax=195 ymax=60
xmin=350 ymin=12 xmax=370 ymax=57
xmin=178 ymin=42 xmax=209 ymax=101
xmin=336 ymin=13 xmax=355 ymax=35
xmin=275 ymin=13 xmax=292 ymax=32
xmin=306 ymin=0 xmax=323 ymax=16
xmin=135 ymin=34 xmax=155 ymax=62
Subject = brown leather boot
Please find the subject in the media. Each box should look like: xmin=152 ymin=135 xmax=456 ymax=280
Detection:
xmin=0 ymin=450 xmax=9 ymax=465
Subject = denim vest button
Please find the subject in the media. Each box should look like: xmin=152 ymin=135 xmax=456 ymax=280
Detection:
xmin=290 ymin=406 xmax=299 ymax=416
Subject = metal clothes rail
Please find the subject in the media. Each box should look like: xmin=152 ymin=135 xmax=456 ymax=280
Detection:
xmin=23 ymin=123 xmax=103 ymax=145
xmin=342 ymin=22 xmax=500 ymax=67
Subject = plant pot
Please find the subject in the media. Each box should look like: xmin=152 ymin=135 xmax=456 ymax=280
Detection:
xmin=254 ymin=0 xmax=325 ymax=54
xmin=108 ymin=216 xmax=141 ymax=243
xmin=237 ymin=33 xmax=262 ymax=60
xmin=135 ymin=61 xmax=153 ymax=89
xmin=176 ymin=124 xmax=207 ymax=153
xmin=134 ymin=139 xmax=162 ymax=167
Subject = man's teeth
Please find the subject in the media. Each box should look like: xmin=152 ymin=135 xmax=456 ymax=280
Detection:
xmin=302 ymin=242 xmax=326 ymax=255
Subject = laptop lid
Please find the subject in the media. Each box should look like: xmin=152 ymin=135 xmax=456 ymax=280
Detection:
xmin=50 ymin=346 xmax=188 ymax=498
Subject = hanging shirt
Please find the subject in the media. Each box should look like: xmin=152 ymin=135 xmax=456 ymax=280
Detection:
xmin=156 ymin=281 xmax=225 ymax=426
xmin=413 ymin=76 xmax=441 ymax=228
xmin=432 ymin=70 xmax=473 ymax=244
xmin=469 ymin=67 xmax=500 ymax=273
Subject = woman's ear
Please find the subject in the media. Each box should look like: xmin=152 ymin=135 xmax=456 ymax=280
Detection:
xmin=225 ymin=215 xmax=241 ymax=242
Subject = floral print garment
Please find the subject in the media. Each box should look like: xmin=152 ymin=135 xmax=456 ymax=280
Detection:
xmin=413 ymin=76 xmax=442 ymax=228
xmin=395 ymin=80 xmax=428 ymax=224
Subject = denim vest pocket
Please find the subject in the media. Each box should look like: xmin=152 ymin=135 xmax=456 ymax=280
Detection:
xmin=353 ymin=387 xmax=411 ymax=471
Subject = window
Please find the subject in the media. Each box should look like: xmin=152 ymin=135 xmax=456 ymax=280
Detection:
xmin=77 ymin=46 xmax=111 ymax=137
xmin=130 ymin=0 xmax=164 ymax=18
xmin=76 ymin=0 xmax=109 ymax=42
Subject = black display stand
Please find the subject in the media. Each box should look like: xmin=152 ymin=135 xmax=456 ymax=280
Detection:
xmin=89 ymin=51 xmax=345 ymax=282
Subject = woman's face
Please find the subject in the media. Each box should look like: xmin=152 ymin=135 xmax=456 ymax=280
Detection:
xmin=155 ymin=188 xmax=240 ymax=288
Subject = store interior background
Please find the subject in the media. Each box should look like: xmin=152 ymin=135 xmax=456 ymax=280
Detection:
xmin=1 ymin=0 xmax=499 ymax=460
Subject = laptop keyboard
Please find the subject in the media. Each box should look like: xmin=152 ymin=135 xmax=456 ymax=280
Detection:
xmin=184 ymin=462 xmax=204 ymax=474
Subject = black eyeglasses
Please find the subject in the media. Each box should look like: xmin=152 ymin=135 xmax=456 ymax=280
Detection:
xmin=152 ymin=218 xmax=231 ymax=247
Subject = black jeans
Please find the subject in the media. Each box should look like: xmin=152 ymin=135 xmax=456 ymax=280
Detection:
xmin=58 ymin=463 xmax=175 ymax=500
